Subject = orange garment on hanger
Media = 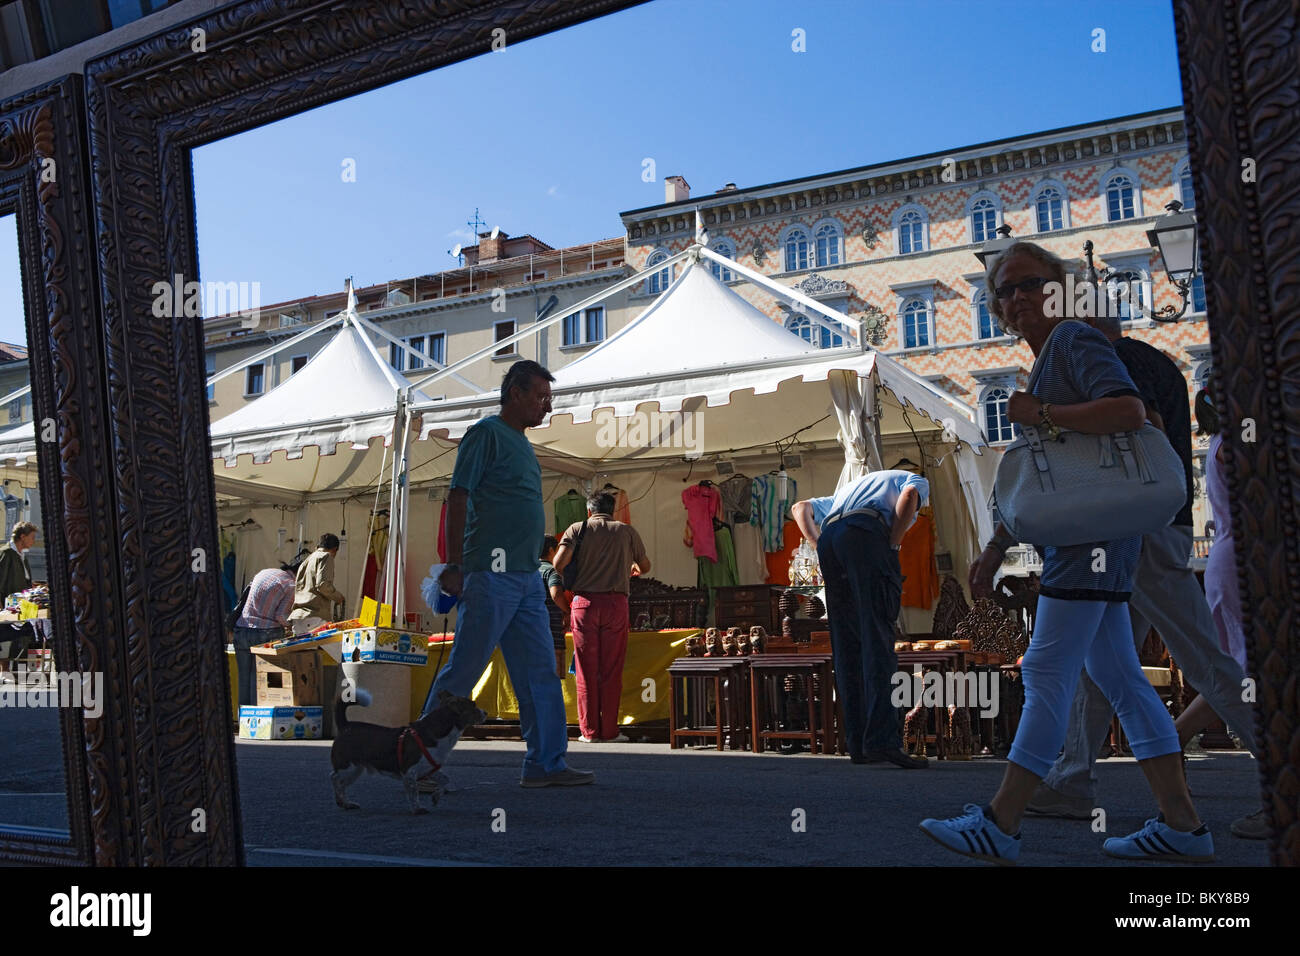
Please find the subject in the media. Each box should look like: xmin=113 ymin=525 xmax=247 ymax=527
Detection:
xmin=764 ymin=520 xmax=803 ymax=587
xmin=899 ymin=511 xmax=939 ymax=608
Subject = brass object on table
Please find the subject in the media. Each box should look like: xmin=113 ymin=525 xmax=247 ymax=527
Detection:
xmin=748 ymin=626 xmax=766 ymax=655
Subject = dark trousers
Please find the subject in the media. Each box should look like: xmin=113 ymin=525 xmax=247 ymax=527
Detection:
xmin=817 ymin=518 xmax=903 ymax=754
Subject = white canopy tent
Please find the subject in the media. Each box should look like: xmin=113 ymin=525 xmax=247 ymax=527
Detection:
xmin=411 ymin=246 xmax=999 ymax=594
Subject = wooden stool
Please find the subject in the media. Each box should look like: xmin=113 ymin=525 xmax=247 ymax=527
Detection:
xmin=668 ymin=658 xmax=749 ymax=750
xmin=749 ymin=654 xmax=836 ymax=755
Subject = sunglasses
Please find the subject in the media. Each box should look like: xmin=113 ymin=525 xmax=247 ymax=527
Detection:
xmin=994 ymin=276 xmax=1051 ymax=299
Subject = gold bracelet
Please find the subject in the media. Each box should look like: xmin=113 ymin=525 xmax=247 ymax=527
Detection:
xmin=1038 ymin=401 xmax=1063 ymax=441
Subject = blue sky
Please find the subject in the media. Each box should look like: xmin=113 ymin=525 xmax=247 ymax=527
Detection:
xmin=0 ymin=0 xmax=1183 ymax=345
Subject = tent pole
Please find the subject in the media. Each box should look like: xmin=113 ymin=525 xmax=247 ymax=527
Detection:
xmin=205 ymin=310 xmax=347 ymax=388
xmin=396 ymin=403 xmax=411 ymax=625
xmin=355 ymin=438 xmax=390 ymax=614
xmin=407 ymin=246 xmax=697 ymax=393
xmin=384 ymin=394 xmax=404 ymax=609
xmin=696 ymin=244 xmax=861 ymax=345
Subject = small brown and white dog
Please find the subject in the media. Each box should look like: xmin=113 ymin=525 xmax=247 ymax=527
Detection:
xmin=331 ymin=688 xmax=485 ymax=814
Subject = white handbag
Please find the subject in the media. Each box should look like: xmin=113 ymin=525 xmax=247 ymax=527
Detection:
xmin=990 ymin=325 xmax=1185 ymax=546
xmin=991 ymin=422 xmax=1185 ymax=546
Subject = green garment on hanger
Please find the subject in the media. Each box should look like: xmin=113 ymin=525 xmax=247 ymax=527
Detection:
xmin=697 ymin=524 xmax=739 ymax=626
xmin=554 ymin=490 xmax=587 ymax=535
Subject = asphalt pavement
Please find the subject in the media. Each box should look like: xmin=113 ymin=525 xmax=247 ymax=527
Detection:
xmin=236 ymin=737 xmax=1270 ymax=867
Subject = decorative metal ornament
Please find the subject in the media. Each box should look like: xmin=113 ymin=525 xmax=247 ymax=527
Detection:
xmin=752 ymin=242 xmax=767 ymax=265
xmin=860 ymin=304 xmax=888 ymax=346
xmin=861 ymin=222 xmax=880 ymax=249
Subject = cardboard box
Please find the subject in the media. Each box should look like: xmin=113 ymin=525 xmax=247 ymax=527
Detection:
xmin=339 ymin=627 xmax=428 ymax=666
xmin=238 ymin=705 xmax=323 ymax=740
xmin=253 ymin=648 xmax=323 ymax=706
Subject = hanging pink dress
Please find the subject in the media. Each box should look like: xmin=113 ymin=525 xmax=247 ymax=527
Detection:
xmin=682 ymin=484 xmax=720 ymax=562
xmin=1204 ymin=434 xmax=1247 ymax=670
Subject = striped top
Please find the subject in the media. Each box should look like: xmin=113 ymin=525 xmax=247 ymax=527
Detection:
xmin=236 ymin=568 xmax=296 ymax=629
xmin=751 ymin=474 xmax=798 ymax=552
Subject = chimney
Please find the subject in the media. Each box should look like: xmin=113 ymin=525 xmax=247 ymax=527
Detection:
xmin=478 ymin=229 xmax=508 ymax=263
xmin=665 ymin=175 xmax=690 ymax=204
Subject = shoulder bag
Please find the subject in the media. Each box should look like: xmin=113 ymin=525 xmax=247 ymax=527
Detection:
xmin=226 ymin=584 xmax=252 ymax=631
xmin=990 ymin=325 xmax=1185 ymax=547
xmin=561 ymin=519 xmax=589 ymax=591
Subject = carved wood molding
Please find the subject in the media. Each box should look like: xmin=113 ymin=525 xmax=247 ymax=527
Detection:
xmin=0 ymin=76 xmax=116 ymax=866
xmin=82 ymin=0 xmax=647 ymax=865
xmin=1174 ymin=0 xmax=1300 ymax=865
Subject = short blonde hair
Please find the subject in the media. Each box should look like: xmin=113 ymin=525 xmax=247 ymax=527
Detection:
xmin=984 ymin=241 xmax=1070 ymax=335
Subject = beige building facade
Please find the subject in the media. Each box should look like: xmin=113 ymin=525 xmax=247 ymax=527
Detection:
xmin=620 ymin=107 xmax=1215 ymax=563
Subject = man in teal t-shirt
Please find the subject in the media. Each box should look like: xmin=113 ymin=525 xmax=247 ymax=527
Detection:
xmin=423 ymin=360 xmax=593 ymax=788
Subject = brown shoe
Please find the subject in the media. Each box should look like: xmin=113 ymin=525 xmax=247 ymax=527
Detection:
xmin=1230 ymin=808 xmax=1269 ymax=840
xmin=863 ymin=747 xmax=928 ymax=769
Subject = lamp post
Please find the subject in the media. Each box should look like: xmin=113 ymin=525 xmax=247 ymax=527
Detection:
xmin=1085 ymin=201 xmax=1199 ymax=323
xmin=974 ymin=223 xmax=1015 ymax=270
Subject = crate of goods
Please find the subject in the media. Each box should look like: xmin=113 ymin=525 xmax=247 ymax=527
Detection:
xmin=252 ymin=647 xmax=323 ymax=706
xmin=339 ymin=626 xmax=428 ymax=665
xmin=238 ymin=705 xmax=323 ymax=740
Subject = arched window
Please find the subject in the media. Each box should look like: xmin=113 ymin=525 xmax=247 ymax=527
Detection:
xmin=897 ymin=209 xmax=926 ymax=254
xmin=786 ymin=313 xmax=847 ymax=349
xmin=1106 ymin=270 xmax=1149 ymax=321
xmin=710 ymin=240 xmax=735 ymax=282
xmin=814 ymin=221 xmax=842 ymax=267
xmin=970 ymin=197 xmax=999 ymax=243
xmin=974 ymin=291 xmax=1001 ymax=339
xmin=1175 ymin=159 xmax=1196 ymax=211
xmin=784 ymin=228 xmax=811 ymax=272
xmin=1103 ymin=171 xmax=1139 ymax=221
xmin=1035 ymin=185 xmax=1065 ymax=232
xmin=902 ymin=298 xmax=930 ymax=348
xmin=982 ymin=387 xmax=1015 ymax=443
xmin=646 ymin=250 xmax=672 ymax=295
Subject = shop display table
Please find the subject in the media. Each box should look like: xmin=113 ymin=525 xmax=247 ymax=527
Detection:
xmin=412 ymin=629 xmax=703 ymax=726
xmin=667 ymin=657 xmax=749 ymax=750
xmin=749 ymin=653 xmax=837 ymax=755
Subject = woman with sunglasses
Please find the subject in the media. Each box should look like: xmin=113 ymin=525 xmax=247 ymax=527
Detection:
xmin=919 ymin=240 xmax=1212 ymax=864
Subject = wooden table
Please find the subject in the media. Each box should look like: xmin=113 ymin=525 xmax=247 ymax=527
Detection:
xmin=667 ymin=657 xmax=749 ymax=751
xmin=749 ymin=653 xmax=836 ymax=755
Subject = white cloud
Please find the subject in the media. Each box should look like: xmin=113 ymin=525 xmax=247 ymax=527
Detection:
xmin=547 ymin=185 xmax=560 ymax=197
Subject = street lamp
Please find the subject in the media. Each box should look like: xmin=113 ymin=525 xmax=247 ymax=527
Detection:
xmin=1086 ymin=201 xmax=1199 ymax=323
xmin=974 ymin=223 xmax=1015 ymax=270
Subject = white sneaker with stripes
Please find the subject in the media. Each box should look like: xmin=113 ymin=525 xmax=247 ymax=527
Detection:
xmin=919 ymin=803 xmax=1020 ymax=865
xmin=1102 ymin=815 xmax=1214 ymax=862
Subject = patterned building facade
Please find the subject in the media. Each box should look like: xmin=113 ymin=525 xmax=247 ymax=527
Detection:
xmin=620 ymin=107 xmax=1216 ymax=545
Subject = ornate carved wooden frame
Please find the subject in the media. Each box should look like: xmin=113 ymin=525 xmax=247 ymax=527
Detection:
xmin=0 ymin=0 xmax=1285 ymax=865
xmin=0 ymin=75 xmax=106 ymax=865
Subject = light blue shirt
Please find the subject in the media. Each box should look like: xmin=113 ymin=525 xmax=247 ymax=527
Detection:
xmin=806 ymin=470 xmax=930 ymax=531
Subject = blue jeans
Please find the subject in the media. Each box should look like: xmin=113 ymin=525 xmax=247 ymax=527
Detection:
xmin=232 ymin=626 xmax=280 ymax=707
xmin=817 ymin=518 xmax=903 ymax=754
xmin=1010 ymin=596 xmax=1180 ymax=778
xmin=423 ymin=570 xmax=569 ymax=778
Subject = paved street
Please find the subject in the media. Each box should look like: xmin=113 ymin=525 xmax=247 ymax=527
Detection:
xmin=237 ymin=738 xmax=1269 ymax=867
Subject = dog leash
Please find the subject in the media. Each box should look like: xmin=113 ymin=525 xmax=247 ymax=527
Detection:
xmin=398 ymin=726 xmax=441 ymax=772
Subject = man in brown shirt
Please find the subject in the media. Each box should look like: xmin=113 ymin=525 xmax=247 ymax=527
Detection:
xmin=554 ymin=491 xmax=650 ymax=743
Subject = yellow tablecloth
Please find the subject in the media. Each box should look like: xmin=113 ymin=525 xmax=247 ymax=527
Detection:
xmin=409 ymin=629 xmax=702 ymax=724
xmin=228 ymin=628 xmax=703 ymax=726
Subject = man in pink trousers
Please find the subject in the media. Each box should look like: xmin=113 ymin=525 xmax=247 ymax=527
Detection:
xmin=554 ymin=492 xmax=650 ymax=742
